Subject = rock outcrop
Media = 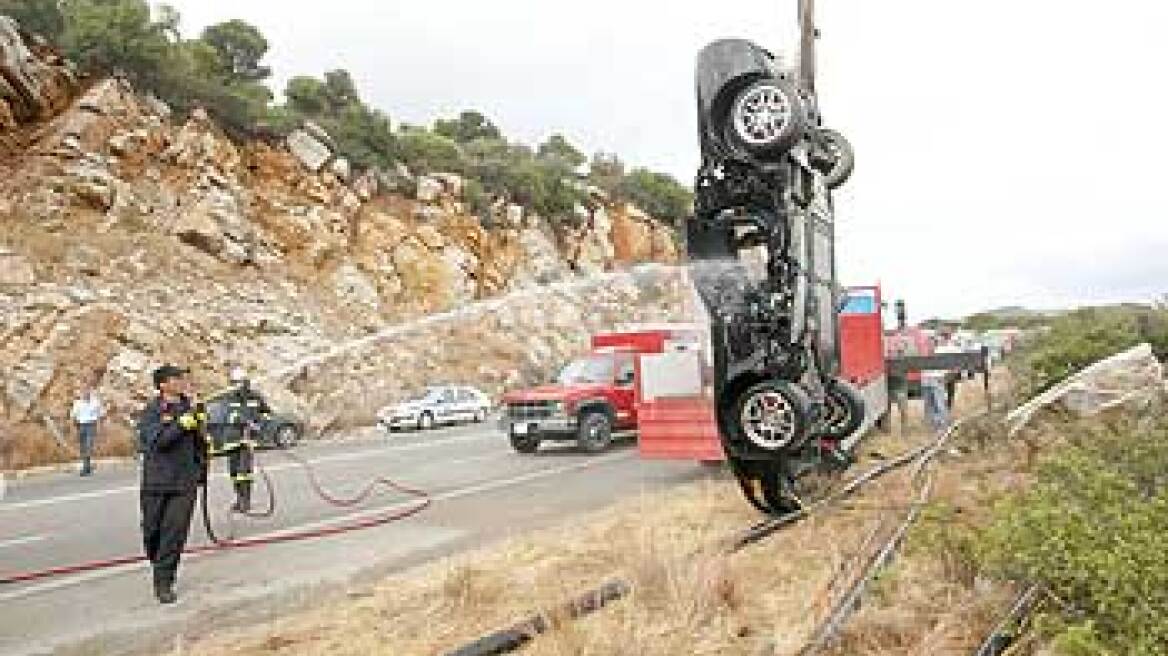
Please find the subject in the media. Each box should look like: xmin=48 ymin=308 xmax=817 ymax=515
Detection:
xmin=0 ymin=16 xmax=687 ymax=469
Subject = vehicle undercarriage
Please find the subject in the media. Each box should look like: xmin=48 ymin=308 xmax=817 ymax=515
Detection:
xmin=687 ymin=1 xmax=864 ymax=515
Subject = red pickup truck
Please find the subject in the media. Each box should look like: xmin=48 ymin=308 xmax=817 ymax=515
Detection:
xmin=501 ymin=328 xmax=699 ymax=454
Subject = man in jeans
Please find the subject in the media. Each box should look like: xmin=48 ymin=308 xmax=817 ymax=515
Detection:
xmin=921 ymin=334 xmax=962 ymax=432
xmin=71 ymin=384 xmax=104 ymax=476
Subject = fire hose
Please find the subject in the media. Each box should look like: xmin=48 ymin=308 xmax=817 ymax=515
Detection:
xmin=0 ymin=447 xmax=431 ymax=587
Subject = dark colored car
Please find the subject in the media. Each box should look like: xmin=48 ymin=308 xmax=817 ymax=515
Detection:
xmin=204 ymin=397 xmax=303 ymax=449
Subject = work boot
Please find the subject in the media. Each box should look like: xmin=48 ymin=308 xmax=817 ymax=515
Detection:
xmin=154 ymin=581 xmax=177 ymax=605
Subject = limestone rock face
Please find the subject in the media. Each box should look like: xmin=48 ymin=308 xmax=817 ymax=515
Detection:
xmin=0 ymin=14 xmax=683 ymax=470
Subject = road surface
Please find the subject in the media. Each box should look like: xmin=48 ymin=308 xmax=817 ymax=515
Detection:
xmin=0 ymin=421 xmax=709 ymax=656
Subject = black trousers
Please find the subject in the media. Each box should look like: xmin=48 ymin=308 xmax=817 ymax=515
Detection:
xmin=140 ymin=490 xmax=197 ymax=586
xmin=227 ymin=445 xmax=254 ymax=484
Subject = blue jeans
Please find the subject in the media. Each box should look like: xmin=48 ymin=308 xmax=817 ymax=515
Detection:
xmin=922 ymin=381 xmax=950 ymax=432
xmin=78 ymin=422 xmax=97 ymax=472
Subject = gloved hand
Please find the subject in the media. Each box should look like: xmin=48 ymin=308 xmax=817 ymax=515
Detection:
xmin=177 ymin=413 xmax=200 ymax=431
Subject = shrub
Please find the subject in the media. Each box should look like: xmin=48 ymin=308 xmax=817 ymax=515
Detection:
xmin=1012 ymin=304 xmax=1168 ymax=398
xmin=978 ymin=411 xmax=1168 ymax=655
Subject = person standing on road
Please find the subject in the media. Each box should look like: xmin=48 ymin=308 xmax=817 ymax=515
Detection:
xmin=70 ymin=384 xmax=104 ymax=476
xmin=136 ymin=365 xmax=207 ymax=605
xmin=212 ymin=367 xmax=271 ymax=514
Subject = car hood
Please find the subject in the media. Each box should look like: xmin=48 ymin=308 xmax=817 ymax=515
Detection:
xmin=503 ymin=384 xmax=609 ymax=403
xmin=382 ymin=400 xmax=427 ymax=415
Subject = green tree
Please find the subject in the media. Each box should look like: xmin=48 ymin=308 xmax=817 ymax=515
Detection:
xmin=537 ymin=133 xmax=585 ymax=168
xmin=285 ymin=75 xmax=329 ymax=116
xmin=434 ymin=110 xmax=502 ymax=143
xmin=619 ymin=168 xmax=693 ymax=222
xmin=59 ymin=0 xmax=177 ymax=91
xmin=0 ymin=0 xmax=66 ymax=40
xmin=588 ymin=152 xmax=625 ymax=197
xmin=396 ymin=127 xmax=463 ymax=173
xmin=322 ymin=69 xmax=360 ymax=113
xmin=200 ymin=19 xmax=270 ymax=83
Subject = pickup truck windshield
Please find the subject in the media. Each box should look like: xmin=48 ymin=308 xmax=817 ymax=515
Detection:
xmin=557 ymin=356 xmax=614 ymax=385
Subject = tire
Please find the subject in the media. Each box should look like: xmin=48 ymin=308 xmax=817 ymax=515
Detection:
xmin=417 ymin=412 xmax=434 ymax=431
xmin=729 ymin=380 xmax=811 ymax=453
xmin=811 ymin=128 xmax=855 ymax=189
xmin=821 ymin=378 xmax=865 ymax=440
xmin=725 ymin=77 xmax=804 ymax=160
xmin=273 ymin=424 xmax=301 ymax=449
xmin=577 ymin=411 xmax=614 ymax=454
xmin=510 ymin=433 xmax=540 ymax=454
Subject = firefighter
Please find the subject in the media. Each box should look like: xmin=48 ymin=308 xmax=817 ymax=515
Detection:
xmin=136 ymin=365 xmax=207 ymax=604
xmin=215 ymin=367 xmax=271 ymax=514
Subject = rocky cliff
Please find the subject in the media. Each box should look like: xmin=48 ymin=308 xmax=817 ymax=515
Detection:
xmin=0 ymin=19 xmax=687 ymax=469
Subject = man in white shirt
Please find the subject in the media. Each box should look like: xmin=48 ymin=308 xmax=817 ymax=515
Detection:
xmin=71 ymin=385 xmax=104 ymax=476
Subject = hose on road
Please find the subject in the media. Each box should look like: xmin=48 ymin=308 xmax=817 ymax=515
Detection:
xmin=0 ymin=449 xmax=431 ymax=587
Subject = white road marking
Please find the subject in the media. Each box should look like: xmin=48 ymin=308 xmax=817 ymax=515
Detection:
xmin=0 ymin=451 xmax=634 ymax=602
xmin=0 ymin=431 xmax=499 ymax=513
xmin=0 ymin=535 xmax=47 ymax=550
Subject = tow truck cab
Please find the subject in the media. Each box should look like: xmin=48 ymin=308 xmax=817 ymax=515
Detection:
xmin=500 ymin=327 xmax=703 ymax=454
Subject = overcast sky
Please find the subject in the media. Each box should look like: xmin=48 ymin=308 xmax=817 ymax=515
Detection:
xmin=164 ymin=0 xmax=1168 ymax=321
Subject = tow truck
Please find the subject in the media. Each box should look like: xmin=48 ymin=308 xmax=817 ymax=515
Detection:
xmin=500 ymin=327 xmax=704 ymax=454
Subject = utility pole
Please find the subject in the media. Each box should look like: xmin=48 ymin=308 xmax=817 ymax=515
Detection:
xmin=798 ymin=0 xmax=817 ymax=94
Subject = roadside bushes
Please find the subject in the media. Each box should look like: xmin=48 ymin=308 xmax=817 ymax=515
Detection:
xmin=977 ymin=410 xmax=1168 ymax=655
xmin=1011 ymin=304 xmax=1168 ymax=399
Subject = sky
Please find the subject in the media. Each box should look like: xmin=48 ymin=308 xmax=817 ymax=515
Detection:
xmin=163 ymin=0 xmax=1168 ymax=321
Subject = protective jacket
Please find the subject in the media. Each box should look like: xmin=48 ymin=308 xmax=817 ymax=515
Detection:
xmin=215 ymin=388 xmax=272 ymax=447
xmin=137 ymin=396 xmax=207 ymax=492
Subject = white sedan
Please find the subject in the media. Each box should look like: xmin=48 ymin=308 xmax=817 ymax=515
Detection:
xmin=377 ymin=385 xmax=494 ymax=432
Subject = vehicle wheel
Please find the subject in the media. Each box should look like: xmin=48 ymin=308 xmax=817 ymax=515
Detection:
xmin=725 ymin=77 xmax=804 ymax=160
xmin=729 ymin=380 xmax=811 ymax=453
xmin=274 ymin=424 xmax=301 ymax=449
xmin=417 ymin=413 xmax=434 ymax=431
xmin=810 ymin=128 xmax=855 ymax=189
xmin=821 ymin=378 xmax=865 ymax=440
xmin=510 ymin=433 xmax=541 ymax=454
xmin=577 ymin=411 xmax=614 ymax=454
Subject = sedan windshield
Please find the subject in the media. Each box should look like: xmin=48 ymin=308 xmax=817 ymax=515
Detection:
xmin=557 ymin=356 xmax=614 ymax=385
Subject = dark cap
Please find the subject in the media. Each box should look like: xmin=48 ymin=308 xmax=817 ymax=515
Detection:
xmin=152 ymin=365 xmax=189 ymax=388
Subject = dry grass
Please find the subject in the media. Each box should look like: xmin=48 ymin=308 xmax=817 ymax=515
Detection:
xmin=185 ymin=378 xmax=1028 ymax=656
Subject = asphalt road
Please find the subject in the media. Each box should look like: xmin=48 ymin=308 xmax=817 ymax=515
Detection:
xmin=0 ymin=421 xmax=710 ymax=656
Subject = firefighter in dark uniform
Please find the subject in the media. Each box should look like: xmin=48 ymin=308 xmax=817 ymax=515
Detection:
xmin=213 ymin=367 xmax=271 ymax=514
xmin=136 ymin=365 xmax=207 ymax=604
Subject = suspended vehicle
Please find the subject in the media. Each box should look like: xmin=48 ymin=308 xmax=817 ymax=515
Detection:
xmin=686 ymin=0 xmax=862 ymax=514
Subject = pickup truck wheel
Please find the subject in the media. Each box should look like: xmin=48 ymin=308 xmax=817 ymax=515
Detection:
xmin=510 ymin=433 xmax=540 ymax=454
xmin=577 ymin=411 xmax=613 ymax=453
xmin=821 ymin=378 xmax=865 ymax=440
xmin=726 ymin=77 xmax=804 ymax=160
xmin=810 ymin=128 xmax=855 ymax=189
xmin=729 ymin=380 xmax=811 ymax=453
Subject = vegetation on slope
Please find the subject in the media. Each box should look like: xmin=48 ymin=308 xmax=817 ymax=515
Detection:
xmin=0 ymin=0 xmax=692 ymax=224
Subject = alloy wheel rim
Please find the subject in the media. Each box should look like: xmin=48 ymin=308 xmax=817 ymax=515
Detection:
xmin=741 ymin=390 xmax=797 ymax=449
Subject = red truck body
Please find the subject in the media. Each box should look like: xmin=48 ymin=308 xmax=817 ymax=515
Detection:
xmin=501 ymin=327 xmax=702 ymax=449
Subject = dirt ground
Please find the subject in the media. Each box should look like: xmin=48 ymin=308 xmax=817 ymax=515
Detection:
xmin=186 ymin=383 xmax=1026 ymax=656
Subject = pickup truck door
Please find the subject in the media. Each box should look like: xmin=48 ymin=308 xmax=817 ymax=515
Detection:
xmin=611 ymin=354 xmax=637 ymax=429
